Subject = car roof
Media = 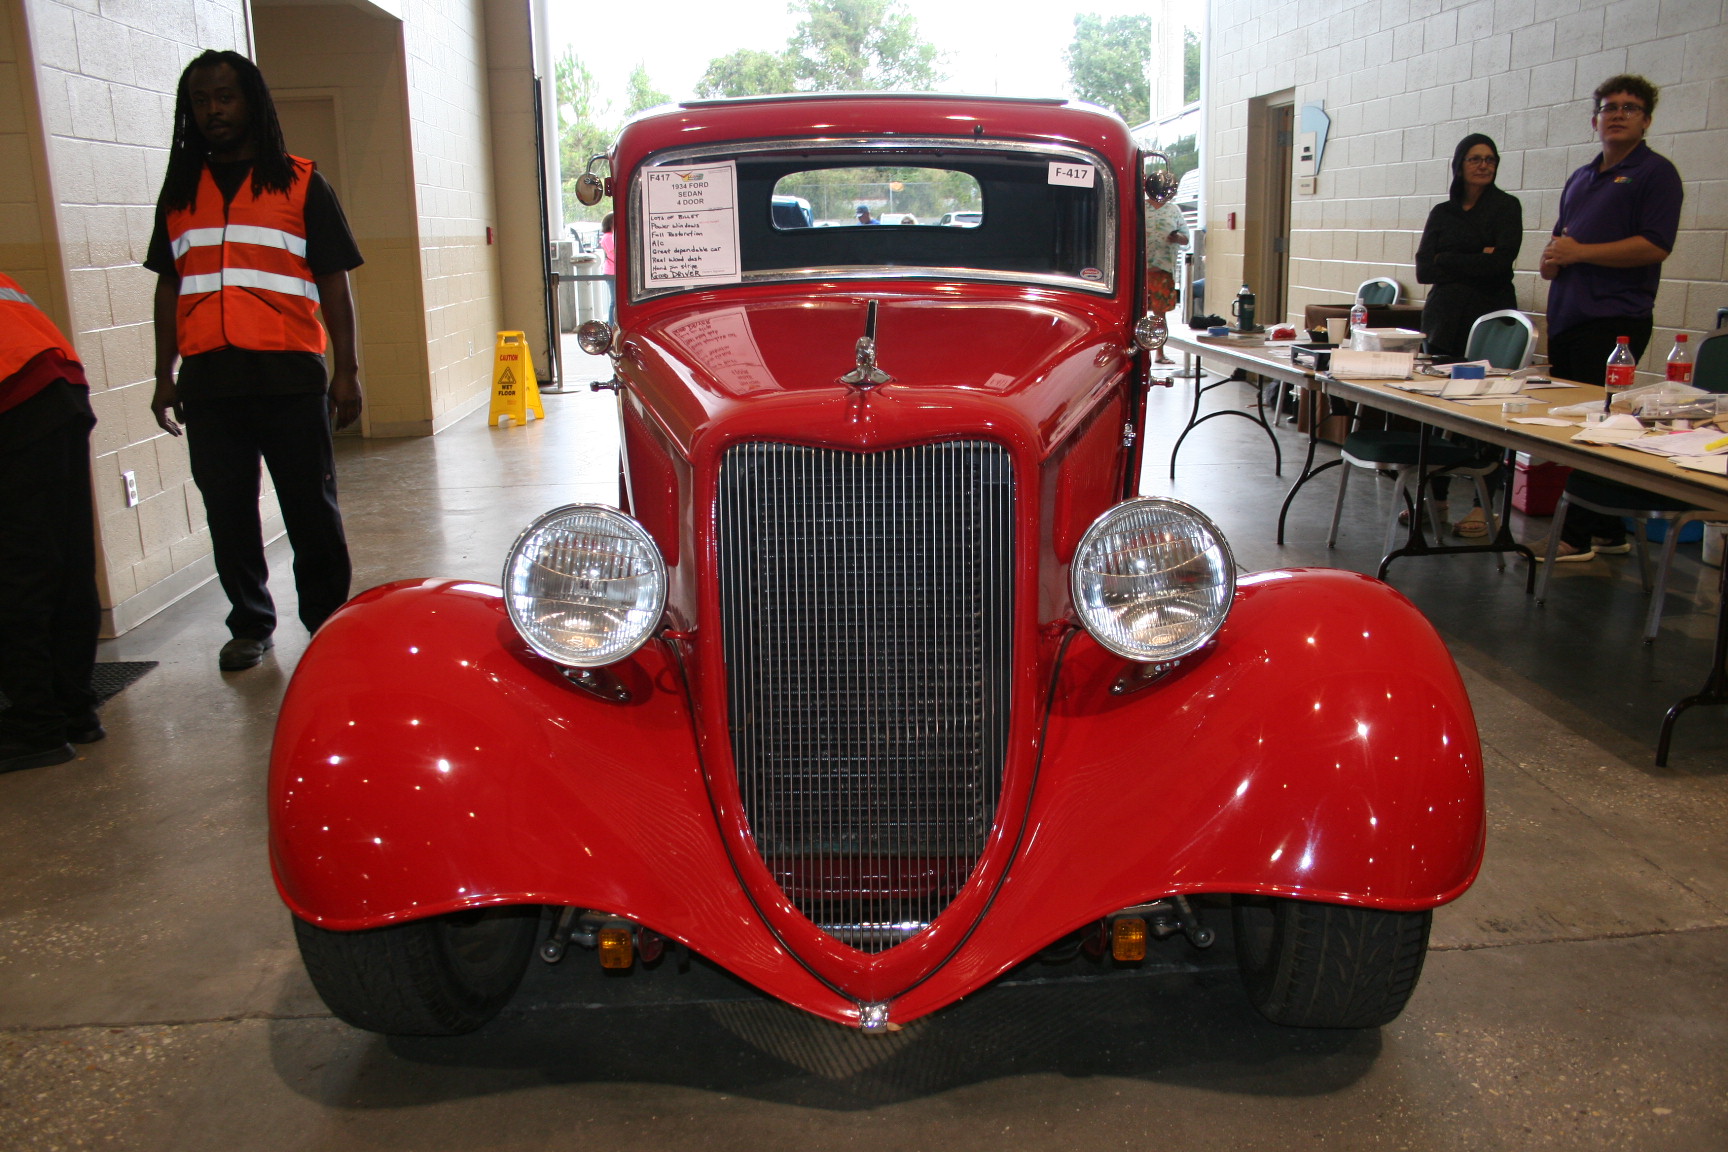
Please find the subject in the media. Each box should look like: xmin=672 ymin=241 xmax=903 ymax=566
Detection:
xmin=613 ymin=94 xmax=1135 ymax=174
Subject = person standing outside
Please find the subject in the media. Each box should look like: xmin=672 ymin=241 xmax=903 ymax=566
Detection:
xmin=0 ymin=274 xmax=102 ymax=773
xmin=598 ymin=211 xmax=616 ymax=316
xmin=1144 ymin=166 xmax=1189 ymax=366
xmin=1536 ymin=74 xmax=1683 ymax=561
xmin=146 ymin=50 xmax=365 ymax=668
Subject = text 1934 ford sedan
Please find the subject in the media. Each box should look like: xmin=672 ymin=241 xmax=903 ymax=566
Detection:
xmin=271 ymin=94 xmax=1484 ymax=1036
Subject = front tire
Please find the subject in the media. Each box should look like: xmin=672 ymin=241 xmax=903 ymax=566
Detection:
xmin=1232 ymin=897 xmax=1430 ymax=1028
xmin=294 ymin=906 xmax=541 ymax=1036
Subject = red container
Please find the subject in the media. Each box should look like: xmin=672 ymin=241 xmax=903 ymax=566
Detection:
xmin=1513 ymin=453 xmax=1571 ymax=516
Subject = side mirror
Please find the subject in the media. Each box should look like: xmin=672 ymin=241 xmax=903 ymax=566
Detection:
xmin=575 ymin=172 xmax=606 ymax=207
xmin=575 ymin=154 xmax=611 ymax=207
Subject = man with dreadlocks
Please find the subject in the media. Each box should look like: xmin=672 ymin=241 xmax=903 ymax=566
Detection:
xmin=145 ymin=50 xmax=364 ymax=672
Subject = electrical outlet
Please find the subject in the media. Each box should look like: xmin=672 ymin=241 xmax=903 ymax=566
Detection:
xmin=122 ymin=470 xmax=139 ymax=508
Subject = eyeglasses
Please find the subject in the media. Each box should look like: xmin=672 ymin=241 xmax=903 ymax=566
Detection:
xmin=1596 ymin=102 xmax=1647 ymax=117
xmin=1463 ymin=156 xmax=1498 ymax=167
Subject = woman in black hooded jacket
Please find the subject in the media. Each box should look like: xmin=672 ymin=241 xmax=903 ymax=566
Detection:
xmin=1415 ymin=134 xmax=1523 ymax=362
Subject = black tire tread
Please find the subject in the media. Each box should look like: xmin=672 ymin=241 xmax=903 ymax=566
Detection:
xmin=293 ymin=908 xmax=538 ymax=1036
xmin=1235 ymin=898 xmax=1430 ymax=1029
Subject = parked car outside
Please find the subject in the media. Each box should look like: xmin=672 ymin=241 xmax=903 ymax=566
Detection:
xmin=272 ymin=94 xmax=1484 ymax=1038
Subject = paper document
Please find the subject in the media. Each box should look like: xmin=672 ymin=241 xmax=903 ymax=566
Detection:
xmin=1330 ymin=349 xmax=1415 ymax=379
xmin=1571 ymin=426 xmax=1649 ymax=444
xmin=641 ymin=162 xmax=742 ymax=290
xmin=1622 ymin=429 xmax=1728 ymax=457
xmin=1511 ymin=417 xmax=1575 ymax=426
xmin=1675 ymin=455 xmax=1728 ymax=476
xmin=1441 ymin=375 xmax=1523 ymax=398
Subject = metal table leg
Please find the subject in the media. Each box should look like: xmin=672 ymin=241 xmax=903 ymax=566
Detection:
xmin=1168 ymin=359 xmax=1283 ymax=479
xmin=1655 ymin=553 xmax=1728 ymax=766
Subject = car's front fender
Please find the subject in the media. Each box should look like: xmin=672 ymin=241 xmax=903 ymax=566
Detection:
xmin=268 ymin=579 xmax=846 ymax=1019
xmin=894 ymin=566 xmax=1485 ymax=1020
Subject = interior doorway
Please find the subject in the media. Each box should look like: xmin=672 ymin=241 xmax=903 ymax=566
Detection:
xmin=1245 ymin=92 xmax=1294 ymax=326
xmin=274 ymin=92 xmax=368 ymax=437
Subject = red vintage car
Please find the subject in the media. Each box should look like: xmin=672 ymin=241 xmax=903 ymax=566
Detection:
xmin=271 ymin=94 xmax=1484 ymax=1036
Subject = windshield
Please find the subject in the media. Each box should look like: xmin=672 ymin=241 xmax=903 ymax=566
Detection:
xmin=629 ymin=139 xmax=1116 ymax=301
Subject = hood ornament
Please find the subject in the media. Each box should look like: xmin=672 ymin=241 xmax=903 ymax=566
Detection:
xmin=839 ymin=299 xmax=893 ymax=388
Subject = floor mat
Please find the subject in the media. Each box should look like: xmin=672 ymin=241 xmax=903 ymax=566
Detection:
xmin=0 ymin=661 xmax=158 ymax=713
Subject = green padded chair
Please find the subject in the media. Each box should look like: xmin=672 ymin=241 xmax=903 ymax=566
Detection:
xmin=1465 ymin=309 xmax=1537 ymax=370
xmin=1326 ymin=308 xmax=1533 ymax=553
xmin=1356 ymin=277 xmax=1400 ymax=306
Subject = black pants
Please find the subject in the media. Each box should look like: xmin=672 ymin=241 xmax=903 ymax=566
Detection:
xmin=0 ymin=381 xmax=99 ymax=745
xmin=184 ymin=393 xmax=351 ymax=638
xmin=1548 ymin=317 xmax=1655 ymax=549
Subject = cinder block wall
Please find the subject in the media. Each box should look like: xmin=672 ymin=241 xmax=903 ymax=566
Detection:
xmin=18 ymin=0 xmax=255 ymax=635
xmin=13 ymin=0 xmax=523 ymax=633
xmin=254 ymin=5 xmax=435 ymax=439
xmin=400 ymin=0 xmax=504 ymax=429
xmin=1205 ymin=0 xmax=1726 ymax=376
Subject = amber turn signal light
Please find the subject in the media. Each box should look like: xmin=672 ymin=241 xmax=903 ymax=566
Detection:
xmin=1110 ymin=917 xmax=1148 ymax=962
xmin=598 ymin=926 xmax=635 ymax=969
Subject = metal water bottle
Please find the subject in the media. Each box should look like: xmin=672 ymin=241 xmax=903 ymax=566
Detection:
xmin=1232 ymin=284 xmax=1256 ymax=332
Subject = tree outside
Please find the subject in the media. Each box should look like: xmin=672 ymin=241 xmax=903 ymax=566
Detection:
xmin=697 ymin=48 xmax=798 ymax=99
xmin=786 ymin=0 xmax=943 ymax=92
xmin=556 ymin=49 xmax=615 ymax=224
xmin=1183 ymin=27 xmax=1200 ymax=106
xmin=695 ymin=0 xmax=943 ymax=99
xmin=624 ymin=64 xmax=671 ymax=118
xmin=1064 ymin=12 xmax=1151 ymax=125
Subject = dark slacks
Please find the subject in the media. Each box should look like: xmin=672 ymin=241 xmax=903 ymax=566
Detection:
xmin=1548 ymin=317 xmax=1655 ymax=549
xmin=184 ymin=393 xmax=351 ymax=638
xmin=0 ymin=381 xmax=100 ymax=745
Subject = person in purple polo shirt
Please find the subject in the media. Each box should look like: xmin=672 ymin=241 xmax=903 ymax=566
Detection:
xmin=1536 ymin=74 xmax=1684 ymax=562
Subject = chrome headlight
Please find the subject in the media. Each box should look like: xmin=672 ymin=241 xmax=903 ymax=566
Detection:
xmin=1071 ymin=497 xmax=1235 ymax=661
xmin=503 ymin=505 xmax=667 ymax=666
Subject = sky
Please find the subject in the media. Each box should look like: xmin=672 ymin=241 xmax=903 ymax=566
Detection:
xmin=553 ymin=0 xmax=1177 ymax=117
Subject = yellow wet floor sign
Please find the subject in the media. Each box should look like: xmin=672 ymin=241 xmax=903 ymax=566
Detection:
xmin=488 ymin=331 xmax=545 ymax=426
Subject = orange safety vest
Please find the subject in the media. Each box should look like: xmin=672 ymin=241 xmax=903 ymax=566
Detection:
xmin=165 ymin=155 xmax=326 ymax=357
xmin=0 ymin=272 xmax=79 ymax=382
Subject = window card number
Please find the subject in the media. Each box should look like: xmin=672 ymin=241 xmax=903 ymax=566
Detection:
xmin=1048 ymin=162 xmax=1095 ymax=188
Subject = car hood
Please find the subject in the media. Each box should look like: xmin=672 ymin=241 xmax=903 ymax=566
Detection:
xmin=623 ymin=290 xmax=1133 ymax=459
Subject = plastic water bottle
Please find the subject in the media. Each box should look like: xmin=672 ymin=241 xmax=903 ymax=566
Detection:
xmin=1604 ymin=335 xmax=1637 ymax=412
xmin=1349 ymin=299 xmax=1368 ymax=339
xmin=1665 ymin=333 xmax=1693 ymax=384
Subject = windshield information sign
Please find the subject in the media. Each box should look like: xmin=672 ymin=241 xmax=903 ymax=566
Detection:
xmin=642 ymin=162 xmax=742 ymax=290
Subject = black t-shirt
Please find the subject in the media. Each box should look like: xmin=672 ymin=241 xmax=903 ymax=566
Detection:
xmin=145 ymin=161 xmax=364 ymax=400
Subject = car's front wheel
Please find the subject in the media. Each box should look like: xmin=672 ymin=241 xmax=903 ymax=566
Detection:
xmin=293 ymin=905 xmax=541 ymax=1036
xmin=1232 ymin=897 xmax=1430 ymax=1028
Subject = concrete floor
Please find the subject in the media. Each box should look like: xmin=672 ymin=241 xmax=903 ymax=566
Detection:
xmin=2 ymin=357 xmax=1725 ymax=1151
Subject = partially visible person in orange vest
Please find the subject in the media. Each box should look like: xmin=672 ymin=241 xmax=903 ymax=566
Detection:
xmin=145 ymin=50 xmax=364 ymax=672
xmin=0 ymin=273 xmax=102 ymax=775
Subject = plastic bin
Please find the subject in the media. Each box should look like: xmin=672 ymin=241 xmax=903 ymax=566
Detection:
xmin=1513 ymin=453 xmax=1570 ymax=516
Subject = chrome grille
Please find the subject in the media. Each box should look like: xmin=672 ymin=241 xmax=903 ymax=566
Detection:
xmin=718 ymin=441 xmax=1015 ymax=952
